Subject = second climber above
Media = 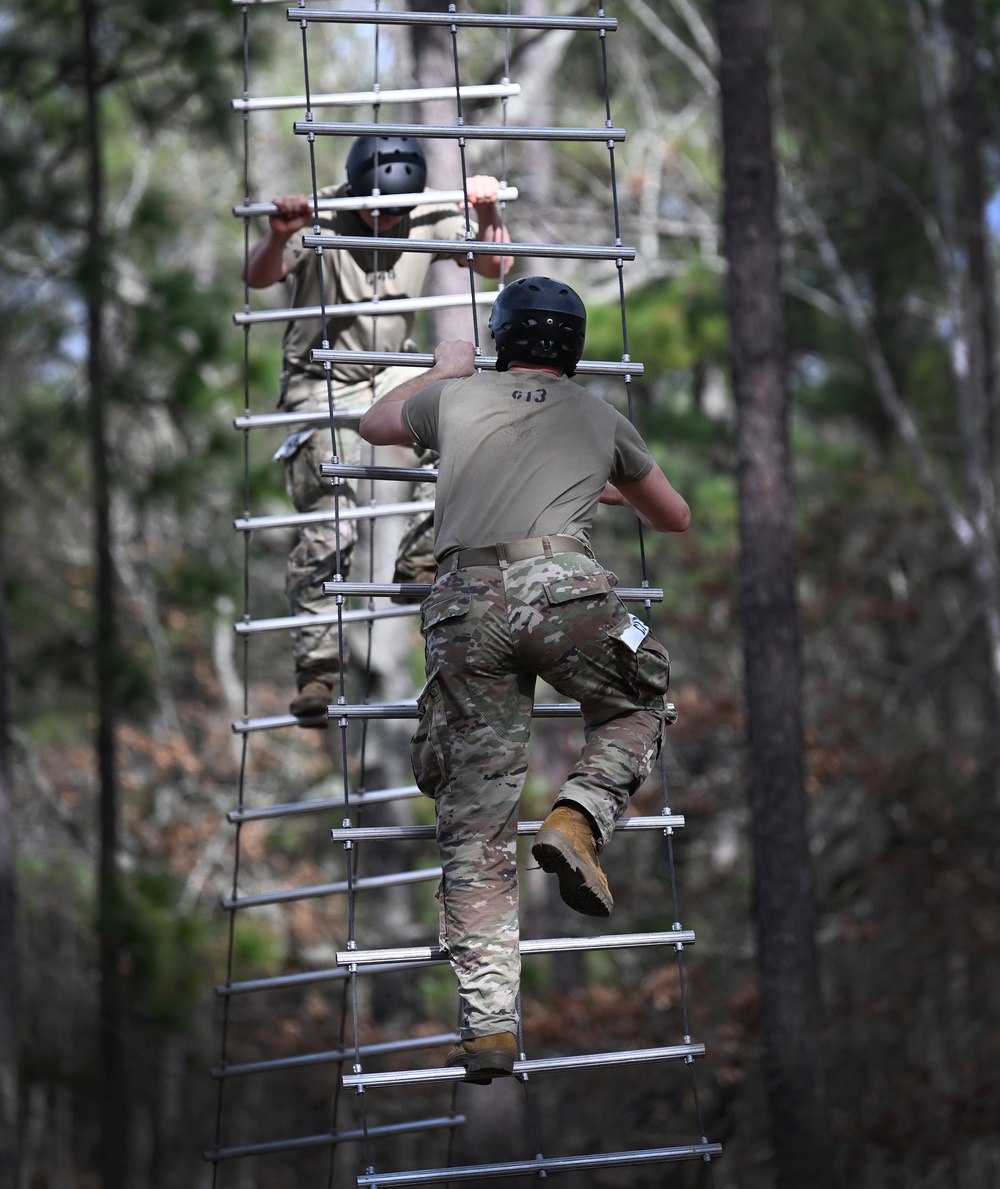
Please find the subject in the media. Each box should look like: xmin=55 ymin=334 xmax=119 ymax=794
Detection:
xmin=243 ymin=135 xmax=510 ymax=726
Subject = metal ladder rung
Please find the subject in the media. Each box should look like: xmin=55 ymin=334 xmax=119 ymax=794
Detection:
xmin=338 ymin=931 xmax=696 ymax=968
xmin=232 ymin=83 xmax=521 ymax=114
xmin=342 ymin=1042 xmax=706 ymax=1088
xmin=234 ymin=408 xmax=366 ymax=430
xmin=221 ymin=866 xmax=441 ymax=911
xmin=355 ymin=1144 xmax=723 ymax=1186
xmin=319 ymin=582 xmax=663 ymax=602
xmin=231 ymin=700 xmax=675 ymax=733
xmin=234 ymin=608 xmax=418 ymax=637
xmin=234 ymin=288 xmax=502 ymax=326
xmin=320 ymin=463 xmax=437 ymax=482
xmin=215 ymin=931 xmax=695 ymax=998
xmin=286 ymin=9 xmax=617 ymax=33
xmin=211 ymin=1032 xmax=459 ymax=1080
xmin=217 ymin=959 xmax=444 ymax=998
xmin=302 ymin=232 xmax=634 ymax=262
xmin=234 ymin=605 xmax=419 ymax=637
xmin=305 ymin=349 xmax=645 ymax=377
xmin=298 ymin=121 xmax=625 ymax=144
xmin=329 ymin=816 xmax=685 ymax=844
xmin=234 ymin=499 xmax=434 ymax=533
xmin=204 ymin=1115 xmax=464 ymax=1163
xmin=228 ymin=784 xmax=424 ymax=823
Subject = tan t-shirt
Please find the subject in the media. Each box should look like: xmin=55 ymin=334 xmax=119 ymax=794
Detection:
xmin=402 ymin=370 xmax=655 ymax=560
xmin=280 ymin=184 xmax=478 ymax=384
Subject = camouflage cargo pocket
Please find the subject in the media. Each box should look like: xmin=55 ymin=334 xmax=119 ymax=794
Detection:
xmin=410 ymin=671 xmax=451 ymax=798
xmin=609 ymin=613 xmax=673 ymax=706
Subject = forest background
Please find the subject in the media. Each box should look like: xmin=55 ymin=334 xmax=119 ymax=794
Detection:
xmin=2 ymin=0 xmax=999 ymax=1186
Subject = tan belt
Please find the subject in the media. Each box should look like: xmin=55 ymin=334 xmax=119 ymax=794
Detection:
xmin=439 ymin=534 xmax=591 ymax=574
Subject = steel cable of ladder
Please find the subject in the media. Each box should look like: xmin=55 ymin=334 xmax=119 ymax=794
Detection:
xmin=595 ymin=7 xmax=718 ymax=1184
xmin=208 ymin=6 xmax=254 ymax=1186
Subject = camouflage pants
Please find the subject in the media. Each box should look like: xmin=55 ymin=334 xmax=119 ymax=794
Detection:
xmin=279 ymin=367 xmax=428 ymax=679
xmin=410 ymin=551 xmax=674 ymax=1037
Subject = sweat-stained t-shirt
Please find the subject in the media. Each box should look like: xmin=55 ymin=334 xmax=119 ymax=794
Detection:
xmin=280 ymin=183 xmax=479 ymax=385
xmin=401 ymin=369 xmax=655 ymax=561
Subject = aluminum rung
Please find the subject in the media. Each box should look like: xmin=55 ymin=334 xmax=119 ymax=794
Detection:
xmin=354 ymin=1144 xmax=723 ymax=1186
xmin=211 ymin=1032 xmax=459 ymax=1080
xmin=232 ymin=703 xmax=580 ymax=735
xmin=232 ymin=84 xmax=521 ymax=114
xmin=320 ymin=582 xmax=664 ymax=603
xmin=218 ymin=957 xmax=443 ymax=997
xmin=287 ymin=8 xmax=617 ymax=33
xmin=305 ymin=349 xmax=644 ymax=378
xmin=235 ymin=605 xmax=418 ymax=637
xmin=234 ymin=499 xmax=433 ymax=533
xmin=221 ymin=866 xmax=441 ymax=911
xmin=342 ymin=1042 xmax=706 ymax=1088
xmin=329 ymin=816 xmax=685 ymax=844
xmin=216 ymin=931 xmax=695 ymax=998
xmin=339 ymin=931 xmax=696 ymax=968
xmin=234 ymin=288 xmax=501 ymax=326
xmin=204 ymin=1115 xmax=464 ymax=1163
xmin=302 ymin=232 xmax=634 ymax=262
xmin=228 ymin=784 xmax=424 ymax=823
xmin=321 ymin=463 xmax=437 ymax=482
xmin=231 ymin=699 xmax=677 ymax=733
xmin=234 ymin=408 xmax=366 ymax=430
xmin=236 ymin=188 xmax=517 ymax=219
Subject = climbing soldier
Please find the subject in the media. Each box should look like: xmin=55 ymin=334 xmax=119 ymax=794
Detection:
xmin=359 ymin=277 xmax=690 ymax=1083
xmin=243 ymin=135 xmax=510 ymax=725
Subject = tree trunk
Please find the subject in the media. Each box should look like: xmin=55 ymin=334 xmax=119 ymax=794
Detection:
xmin=408 ymin=0 xmax=482 ymax=344
xmin=0 ymin=499 xmax=18 ymax=1189
xmin=81 ymin=0 xmax=127 ymax=1183
xmin=714 ymin=1 xmax=838 ymax=1185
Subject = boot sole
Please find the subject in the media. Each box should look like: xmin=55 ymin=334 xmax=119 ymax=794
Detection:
xmin=445 ymin=1049 xmax=516 ymax=1085
xmin=290 ymin=695 xmax=331 ymax=728
xmin=532 ymin=829 xmax=613 ymax=917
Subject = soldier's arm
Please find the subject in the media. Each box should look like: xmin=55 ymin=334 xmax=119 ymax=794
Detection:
xmin=602 ymin=466 xmax=690 ymax=533
xmin=360 ymin=340 xmax=477 ymax=446
xmin=242 ymin=195 xmax=313 ymax=288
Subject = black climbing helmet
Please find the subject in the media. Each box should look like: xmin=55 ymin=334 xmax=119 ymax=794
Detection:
xmin=345 ymin=136 xmax=427 ymax=211
xmin=489 ymin=276 xmax=587 ymax=376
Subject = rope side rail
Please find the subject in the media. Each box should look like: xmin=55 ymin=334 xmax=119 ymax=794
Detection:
xmin=338 ymin=932 xmax=696 ymax=969
xmin=211 ymin=1032 xmax=460 ymax=1080
xmin=231 ymin=700 xmax=677 ymax=734
xmin=204 ymin=1116 xmax=465 ymax=1164
xmin=300 ymin=233 xmax=634 ymax=262
xmin=234 ymin=289 xmax=501 ymax=326
xmin=232 ymin=83 xmax=521 ymax=113
xmin=353 ymin=1145 xmax=724 ymax=1187
xmin=221 ymin=865 xmax=442 ymax=911
xmin=307 ymin=349 xmax=644 ymax=377
xmin=234 ymin=187 xmax=519 ymax=218
xmin=215 ymin=932 xmax=698 ymax=997
xmin=295 ymin=121 xmax=626 ymax=144
xmin=286 ymin=9 xmax=618 ymax=33
xmin=342 ymin=1042 xmax=707 ymax=1089
xmin=234 ymin=499 xmax=434 ymax=533
xmin=328 ymin=816 xmax=685 ymax=844
xmin=227 ymin=783 xmax=425 ymax=823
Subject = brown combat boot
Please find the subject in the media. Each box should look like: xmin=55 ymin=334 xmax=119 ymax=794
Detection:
xmin=445 ymin=1031 xmax=518 ymax=1084
xmin=532 ymin=805 xmax=613 ymax=917
xmin=289 ymin=678 xmax=332 ymax=729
